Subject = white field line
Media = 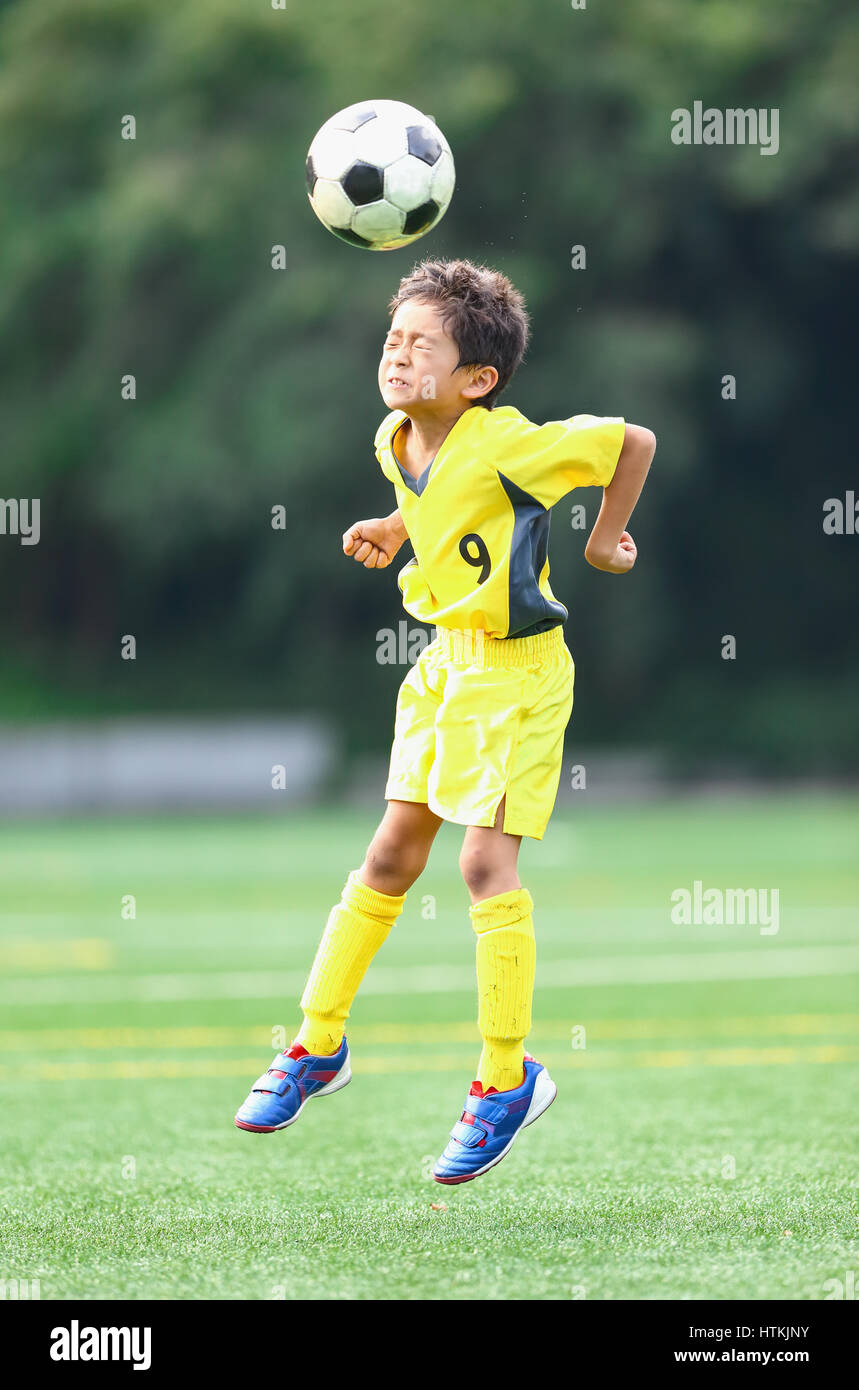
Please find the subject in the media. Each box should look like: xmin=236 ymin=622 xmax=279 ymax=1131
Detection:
xmin=1 ymin=944 xmax=858 ymax=1005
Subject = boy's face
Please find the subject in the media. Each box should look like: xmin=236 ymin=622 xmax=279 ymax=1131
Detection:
xmin=378 ymin=300 xmax=494 ymax=415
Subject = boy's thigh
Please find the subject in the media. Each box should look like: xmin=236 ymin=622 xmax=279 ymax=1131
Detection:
xmin=504 ymin=649 xmax=575 ymax=839
xmin=430 ymin=663 xmax=528 ymax=829
xmin=385 ymin=646 xmax=444 ymax=803
xmin=432 ymin=648 xmax=574 ymax=839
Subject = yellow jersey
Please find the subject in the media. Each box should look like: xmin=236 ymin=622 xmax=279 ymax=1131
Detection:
xmin=374 ymin=405 xmax=625 ymax=638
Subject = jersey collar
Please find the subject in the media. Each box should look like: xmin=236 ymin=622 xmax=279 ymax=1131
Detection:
xmin=389 ymin=408 xmax=481 ymax=497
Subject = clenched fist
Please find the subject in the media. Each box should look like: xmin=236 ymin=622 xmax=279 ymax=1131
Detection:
xmin=342 ymin=511 xmax=408 ymax=569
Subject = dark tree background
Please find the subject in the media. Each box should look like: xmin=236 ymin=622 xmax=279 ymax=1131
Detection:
xmin=1 ymin=0 xmax=856 ymax=772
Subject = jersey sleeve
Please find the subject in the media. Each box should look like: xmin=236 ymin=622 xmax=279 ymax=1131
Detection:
xmin=494 ymin=411 xmax=626 ymax=510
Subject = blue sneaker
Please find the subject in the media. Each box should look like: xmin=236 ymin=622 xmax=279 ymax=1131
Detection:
xmin=432 ymin=1056 xmax=556 ymax=1184
xmin=234 ymin=1037 xmax=351 ymax=1133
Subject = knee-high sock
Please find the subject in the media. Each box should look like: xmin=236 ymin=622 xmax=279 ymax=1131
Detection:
xmin=296 ymin=871 xmax=406 ymax=1056
xmin=470 ymin=887 xmax=536 ymax=1092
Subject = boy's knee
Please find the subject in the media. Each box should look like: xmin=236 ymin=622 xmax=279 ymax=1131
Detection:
xmin=459 ymin=843 xmax=498 ymax=898
xmin=364 ymin=832 xmax=427 ymax=891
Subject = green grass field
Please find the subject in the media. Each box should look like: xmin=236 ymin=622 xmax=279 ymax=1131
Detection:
xmin=1 ymin=796 xmax=857 ymax=1301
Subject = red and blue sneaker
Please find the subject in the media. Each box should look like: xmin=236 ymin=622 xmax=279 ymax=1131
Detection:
xmin=234 ymin=1036 xmax=351 ymax=1133
xmin=432 ymin=1055 xmax=556 ymax=1184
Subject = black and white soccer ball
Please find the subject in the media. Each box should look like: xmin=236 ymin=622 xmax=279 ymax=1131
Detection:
xmin=305 ymin=100 xmax=455 ymax=251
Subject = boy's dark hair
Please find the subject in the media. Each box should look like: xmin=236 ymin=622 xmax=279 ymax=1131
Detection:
xmin=389 ymin=259 xmax=529 ymax=409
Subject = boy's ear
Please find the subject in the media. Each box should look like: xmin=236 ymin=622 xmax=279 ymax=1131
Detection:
xmin=462 ymin=365 xmax=499 ymax=401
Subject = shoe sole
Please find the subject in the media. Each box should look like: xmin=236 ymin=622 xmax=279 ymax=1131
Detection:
xmin=234 ymin=1055 xmax=352 ymax=1133
xmin=432 ymin=1066 xmax=557 ymax=1185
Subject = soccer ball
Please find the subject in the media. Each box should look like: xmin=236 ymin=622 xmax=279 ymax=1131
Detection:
xmin=305 ymin=99 xmax=455 ymax=251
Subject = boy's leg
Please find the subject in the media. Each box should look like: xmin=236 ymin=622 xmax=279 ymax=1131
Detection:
xmin=296 ymin=800 xmax=442 ymax=1055
xmin=459 ymin=798 xmax=535 ymax=1093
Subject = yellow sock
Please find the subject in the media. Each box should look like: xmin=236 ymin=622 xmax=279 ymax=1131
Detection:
xmin=471 ymin=887 xmax=536 ymax=1092
xmin=296 ymin=870 xmax=405 ymax=1055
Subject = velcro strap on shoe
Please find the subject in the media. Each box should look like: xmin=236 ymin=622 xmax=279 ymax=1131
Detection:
xmin=466 ymin=1096 xmax=508 ymax=1124
xmin=270 ymin=1052 xmax=304 ymax=1074
xmin=251 ymin=1066 xmax=294 ymax=1096
xmin=450 ymin=1119 xmax=486 ymax=1148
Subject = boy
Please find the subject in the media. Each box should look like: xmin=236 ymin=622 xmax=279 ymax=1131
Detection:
xmin=235 ymin=259 xmax=655 ymax=1183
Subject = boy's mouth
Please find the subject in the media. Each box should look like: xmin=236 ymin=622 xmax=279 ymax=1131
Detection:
xmin=386 ymin=376 xmax=410 ymax=389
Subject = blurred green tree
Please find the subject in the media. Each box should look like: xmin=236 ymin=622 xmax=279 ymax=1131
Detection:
xmin=0 ymin=0 xmax=856 ymax=770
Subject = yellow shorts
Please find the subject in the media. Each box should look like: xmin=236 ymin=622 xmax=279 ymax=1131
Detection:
xmin=385 ymin=625 xmax=575 ymax=840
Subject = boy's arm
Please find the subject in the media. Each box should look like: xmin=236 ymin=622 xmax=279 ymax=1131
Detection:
xmin=343 ymin=509 xmax=408 ymax=569
xmin=584 ymin=424 xmax=656 ymax=574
